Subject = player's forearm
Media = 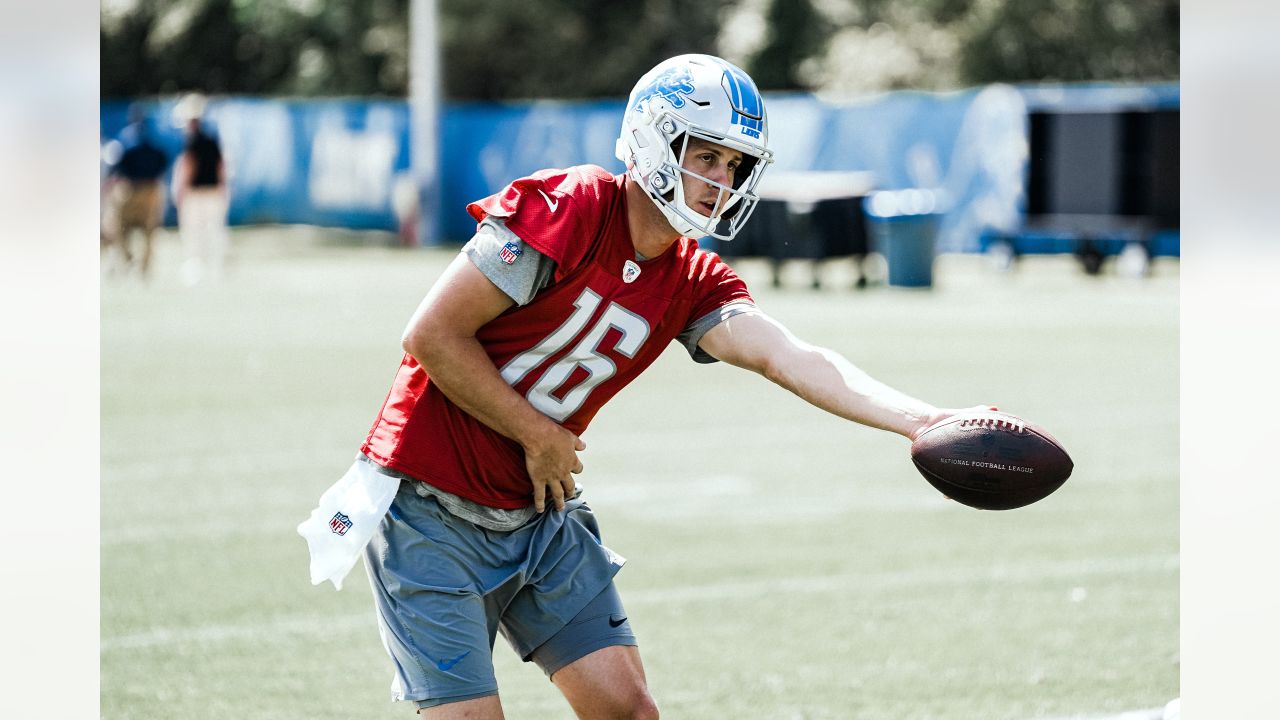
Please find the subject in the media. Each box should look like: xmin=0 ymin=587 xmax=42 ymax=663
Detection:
xmin=764 ymin=343 xmax=936 ymax=439
xmin=406 ymin=334 xmax=560 ymax=449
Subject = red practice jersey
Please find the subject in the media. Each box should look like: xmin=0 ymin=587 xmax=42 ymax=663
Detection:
xmin=362 ymin=165 xmax=754 ymax=508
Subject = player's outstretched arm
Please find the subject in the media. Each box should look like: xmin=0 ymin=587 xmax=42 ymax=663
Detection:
xmin=699 ymin=311 xmax=983 ymax=440
xmin=402 ymin=253 xmax=584 ymax=512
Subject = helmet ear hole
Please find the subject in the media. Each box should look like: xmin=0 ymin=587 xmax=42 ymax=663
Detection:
xmin=649 ymin=171 xmax=677 ymax=202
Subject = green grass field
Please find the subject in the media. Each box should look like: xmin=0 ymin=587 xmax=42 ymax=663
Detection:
xmin=101 ymin=228 xmax=1178 ymax=719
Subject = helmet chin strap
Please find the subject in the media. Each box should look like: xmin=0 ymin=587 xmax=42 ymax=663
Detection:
xmin=638 ymin=167 xmax=695 ymax=237
xmin=663 ymin=204 xmax=702 ymax=238
xmin=628 ymin=168 xmax=693 ymax=239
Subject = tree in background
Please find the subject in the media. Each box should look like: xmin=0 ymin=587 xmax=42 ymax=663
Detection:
xmin=437 ymin=0 xmax=735 ymax=100
xmin=100 ymin=0 xmax=1178 ymax=101
xmin=755 ymin=0 xmax=1179 ymax=96
xmin=744 ymin=0 xmax=832 ymax=91
xmin=101 ymin=0 xmax=410 ymax=98
xmin=959 ymin=0 xmax=1179 ymax=85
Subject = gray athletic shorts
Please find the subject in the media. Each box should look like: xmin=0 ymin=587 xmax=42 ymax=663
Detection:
xmin=363 ymin=479 xmax=635 ymax=709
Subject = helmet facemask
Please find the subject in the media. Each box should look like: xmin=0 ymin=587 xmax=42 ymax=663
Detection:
xmin=646 ymin=120 xmax=770 ymax=241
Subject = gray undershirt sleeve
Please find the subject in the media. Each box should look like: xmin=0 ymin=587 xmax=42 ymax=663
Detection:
xmin=462 ymin=218 xmax=557 ymax=305
xmin=677 ymin=300 xmax=761 ymax=364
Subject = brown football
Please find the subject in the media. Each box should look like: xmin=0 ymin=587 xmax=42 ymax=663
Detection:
xmin=910 ymin=411 xmax=1073 ymax=510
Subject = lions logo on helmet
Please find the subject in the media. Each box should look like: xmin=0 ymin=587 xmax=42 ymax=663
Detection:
xmin=615 ymin=54 xmax=773 ymax=242
xmin=632 ymin=67 xmax=697 ymax=110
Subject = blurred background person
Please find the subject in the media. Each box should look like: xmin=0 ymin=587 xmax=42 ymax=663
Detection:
xmin=101 ymin=104 xmax=170 ymax=279
xmin=172 ymin=93 xmax=229 ymax=285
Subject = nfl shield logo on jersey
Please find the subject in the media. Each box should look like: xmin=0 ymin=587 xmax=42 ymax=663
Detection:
xmin=499 ymin=241 xmax=523 ymax=265
xmin=622 ymin=260 xmax=642 ymax=284
xmin=329 ymin=511 xmax=353 ymax=536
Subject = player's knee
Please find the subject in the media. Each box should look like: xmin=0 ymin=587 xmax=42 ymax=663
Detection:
xmin=583 ymin=683 xmax=658 ymax=720
xmin=634 ymin=695 xmax=660 ymax=720
xmin=615 ymin=689 xmax=659 ymax=720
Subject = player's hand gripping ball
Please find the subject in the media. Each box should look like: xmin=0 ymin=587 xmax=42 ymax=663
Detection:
xmin=910 ymin=411 xmax=1073 ymax=510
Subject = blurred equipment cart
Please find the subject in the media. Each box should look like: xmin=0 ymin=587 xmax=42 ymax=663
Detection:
xmin=718 ymin=171 xmax=875 ymax=289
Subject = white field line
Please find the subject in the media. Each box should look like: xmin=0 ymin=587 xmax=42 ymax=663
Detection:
xmin=102 ymin=473 xmax=950 ymax=547
xmin=623 ymin=553 xmax=1178 ymax=606
xmin=103 ymin=505 xmax=945 ymax=547
xmin=102 ymin=613 xmax=373 ymax=651
xmin=101 ymin=448 xmax=302 ymax=484
xmin=102 ymin=553 xmax=1177 ymax=653
xmin=102 ymin=518 xmax=294 ymax=547
xmin=1030 ymin=707 xmax=1167 ymax=720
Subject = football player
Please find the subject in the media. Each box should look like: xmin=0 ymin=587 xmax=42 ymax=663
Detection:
xmin=356 ymin=54 xmax=981 ymax=718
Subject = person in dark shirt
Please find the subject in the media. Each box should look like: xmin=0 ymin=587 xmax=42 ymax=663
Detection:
xmin=103 ymin=106 xmax=170 ymax=278
xmin=172 ymin=93 xmax=229 ymax=285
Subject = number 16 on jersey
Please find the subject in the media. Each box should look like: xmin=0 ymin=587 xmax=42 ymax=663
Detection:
xmin=500 ymin=288 xmax=651 ymax=422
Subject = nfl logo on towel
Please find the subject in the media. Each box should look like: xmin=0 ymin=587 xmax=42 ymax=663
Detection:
xmin=499 ymin=241 xmax=523 ymax=265
xmin=329 ymin=511 xmax=353 ymax=536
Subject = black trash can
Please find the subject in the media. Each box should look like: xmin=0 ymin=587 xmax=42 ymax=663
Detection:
xmin=863 ymin=189 xmax=943 ymax=288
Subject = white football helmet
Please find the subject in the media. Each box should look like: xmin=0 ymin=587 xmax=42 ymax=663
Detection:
xmin=615 ymin=54 xmax=773 ymax=241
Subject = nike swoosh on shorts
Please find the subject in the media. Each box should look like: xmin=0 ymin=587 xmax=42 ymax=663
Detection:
xmin=436 ymin=650 xmax=470 ymax=671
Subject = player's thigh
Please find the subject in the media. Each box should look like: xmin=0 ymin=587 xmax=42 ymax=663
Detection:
xmin=530 ymin=583 xmax=653 ymax=717
xmin=552 ymin=645 xmax=658 ymax=720
xmin=365 ymin=484 xmax=504 ymax=706
xmin=519 ymin=580 xmax=636 ymax=679
xmin=496 ymin=499 xmax=625 ymax=666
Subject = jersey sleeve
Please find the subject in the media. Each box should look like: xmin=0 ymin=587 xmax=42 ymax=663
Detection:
xmin=462 ymin=219 xmax=557 ymax=306
xmin=466 ymin=166 xmax=617 ymax=278
xmin=676 ymin=250 xmax=759 ymax=364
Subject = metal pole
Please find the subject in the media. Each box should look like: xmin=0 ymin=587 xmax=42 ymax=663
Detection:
xmin=409 ymin=0 xmax=441 ymax=246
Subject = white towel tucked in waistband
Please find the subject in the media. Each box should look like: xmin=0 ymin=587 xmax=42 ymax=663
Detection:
xmin=296 ymin=458 xmax=399 ymax=590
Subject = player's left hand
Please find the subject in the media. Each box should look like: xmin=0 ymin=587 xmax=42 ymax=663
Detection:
xmin=522 ymin=424 xmax=586 ymax=513
xmin=909 ymin=405 xmax=999 ymax=442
